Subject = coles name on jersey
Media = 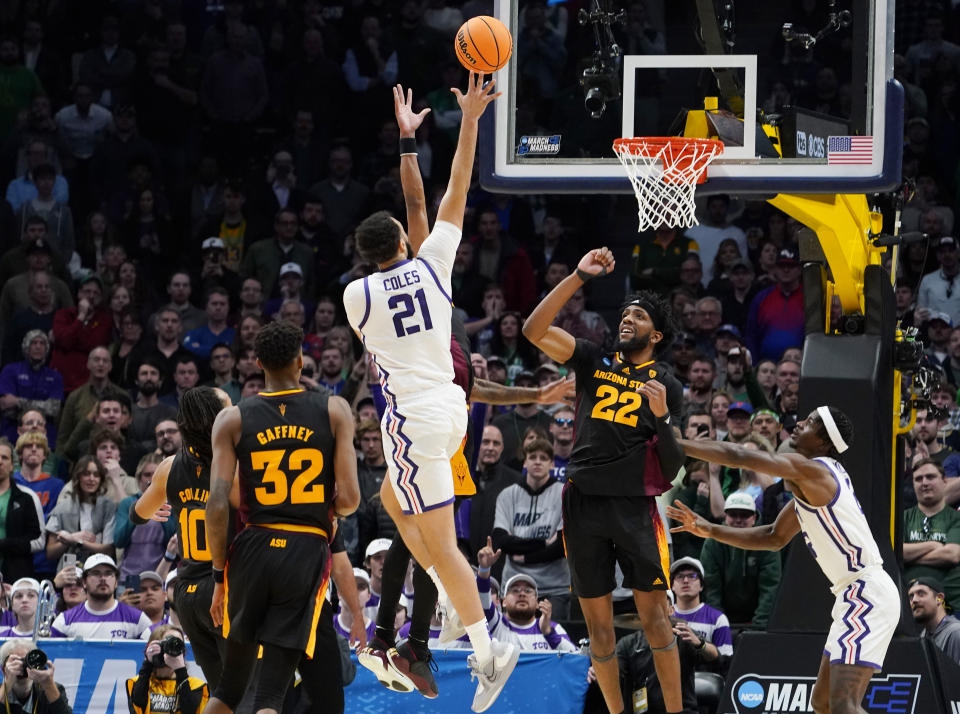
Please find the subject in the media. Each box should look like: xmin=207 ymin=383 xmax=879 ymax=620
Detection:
xmin=793 ymin=456 xmax=883 ymax=587
xmin=343 ymin=221 xmax=461 ymax=398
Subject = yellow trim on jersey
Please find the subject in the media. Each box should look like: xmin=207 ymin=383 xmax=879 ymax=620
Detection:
xmin=654 ymin=514 xmax=671 ymax=589
xmin=304 ymin=578 xmax=330 ymax=658
xmin=254 ymin=522 xmax=329 ymax=539
xmin=222 ymin=562 xmax=231 ymax=638
xmin=258 ymin=388 xmax=307 ymax=397
xmin=613 ymin=356 xmax=656 ymax=370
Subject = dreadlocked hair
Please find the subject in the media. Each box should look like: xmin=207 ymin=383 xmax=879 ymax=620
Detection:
xmin=254 ymin=320 xmax=304 ymax=371
xmin=619 ymin=290 xmax=678 ymax=357
xmin=177 ymin=387 xmax=225 ymax=465
xmin=819 ymin=406 xmax=854 ymax=457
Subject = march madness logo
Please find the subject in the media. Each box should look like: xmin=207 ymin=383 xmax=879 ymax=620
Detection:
xmin=517 ymin=135 xmax=561 ymax=155
xmin=730 ymin=673 xmax=920 ymax=714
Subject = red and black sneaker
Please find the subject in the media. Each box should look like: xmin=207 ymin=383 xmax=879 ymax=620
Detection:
xmin=389 ymin=640 xmax=439 ymax=699
xmin=357 ymin=636 xmax=415 ymax=693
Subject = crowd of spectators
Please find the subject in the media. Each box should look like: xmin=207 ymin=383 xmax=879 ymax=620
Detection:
xmin=0 ymin=0 xmax=958 ymax=711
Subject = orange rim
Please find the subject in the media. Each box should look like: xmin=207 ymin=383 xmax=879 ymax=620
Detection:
xmin=613 ymin=137 xmax=724 ymax=184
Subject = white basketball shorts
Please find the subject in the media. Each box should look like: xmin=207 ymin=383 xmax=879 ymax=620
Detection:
xmin=380 ymin=382 xmax=468 ymax=515
xmin=824 ymin=565 xmax=900 ymax=670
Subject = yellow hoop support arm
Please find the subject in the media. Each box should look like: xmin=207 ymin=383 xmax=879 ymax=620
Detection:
xmin=766 ymin=193 xmax=885 ymax=314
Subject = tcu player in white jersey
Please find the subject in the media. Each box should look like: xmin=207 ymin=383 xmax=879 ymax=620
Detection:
xmin=668 ymin=406 xmax=900 ymax=714
xmin=343 ymin=73 xmax=519 ymax=713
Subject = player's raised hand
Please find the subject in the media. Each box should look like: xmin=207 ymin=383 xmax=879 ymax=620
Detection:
xmin=666 ymin=500 xmax=713 ymax=538
xmin=638 ymin=379 xmax=668 ymax=418
xmin=451 ymin=71 xmax=501 ymax=122
xmin=477 ymin=536 xmax=502 ymax=569
xmin=393 ymin=84 xmax=431 ymax=136
xmin=576 ymin=247 xmax=615 ymax=280
xmin=538 ymin=375 xmax=575 ymax=404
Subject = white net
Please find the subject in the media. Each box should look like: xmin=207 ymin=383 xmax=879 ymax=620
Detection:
xmin=613 ymin=138 xmax=723 ymax=231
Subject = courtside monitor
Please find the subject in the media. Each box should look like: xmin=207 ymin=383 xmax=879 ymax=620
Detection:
xmin=482 ymin=0 xmax=901 ymax=195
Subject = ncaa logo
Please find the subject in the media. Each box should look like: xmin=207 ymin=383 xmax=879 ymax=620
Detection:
xmin=736 ymin=679 xmax=764 ymax=709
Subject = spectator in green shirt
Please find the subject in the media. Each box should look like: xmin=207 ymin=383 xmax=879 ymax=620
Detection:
xmin=903 ymin=458 xmax=960 ymax=607
xmin=0 ymin=37 xmax=43 ymax=138
xmin=630 ymin=226 xmax=699 ymax=294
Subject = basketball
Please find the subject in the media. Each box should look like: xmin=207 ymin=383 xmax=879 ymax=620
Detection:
xmin=455 ymin=16 xmax=513 ymax=73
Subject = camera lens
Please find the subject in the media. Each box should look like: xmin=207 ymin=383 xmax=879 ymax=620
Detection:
xmin=25 ymin=649 xmax=47 ymax=670
xmin=584 ymin=87 xmax=606 ymax=118
xmin=161 ymin=636 xmax=185 ymax=658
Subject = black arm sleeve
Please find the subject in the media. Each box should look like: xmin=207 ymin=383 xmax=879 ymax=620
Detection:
xmin=127 ymin=662 xmax=153 ymax=712
xmin=655 ymin=418 xmax=685 ymax=481
xmin=175 ymin=668 xmax=205 ymax=714
xmin=491 ymin=528 xmax=546 ymax=555
xmin=129 ymin=502 xmax=149 ymax=525
xmin=522 ymin=532 xmax=565 ymax=564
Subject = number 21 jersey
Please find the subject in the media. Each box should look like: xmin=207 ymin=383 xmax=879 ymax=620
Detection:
xmin=343 ymin=221 xmax=460 ymax=399
xmin=236 ymin=388 xmax=335 ymax=532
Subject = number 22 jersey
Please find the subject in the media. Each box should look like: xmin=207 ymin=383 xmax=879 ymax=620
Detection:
xmin=343 ymin=221 xmax=460 ymax=399
xmin=565 ymin=339 xmax=683 ymax=496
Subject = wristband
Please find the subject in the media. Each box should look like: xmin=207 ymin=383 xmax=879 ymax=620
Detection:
xmin=163 ymin=552 xmax=177 ymax=562
xmin=477 ymin=568 xmax=491 ymax=578
xmin=129 ymin=503 xmax=149 ymax=525
xmin=576 ymin=267 xmax=606 ymax=282
xmin=399 ymin=137 xmax=418 ymax=156
xmin=695 ymin=638 xmax=707 ymax=651
xmin=212 ymin=567 xmax=225 ymax=584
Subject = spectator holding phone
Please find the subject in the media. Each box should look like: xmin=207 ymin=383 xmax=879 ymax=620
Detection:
xmin=0 ymin=640 xmax=71 ymax=714
xmin=126 ymin=624 xmax=208 ymax=714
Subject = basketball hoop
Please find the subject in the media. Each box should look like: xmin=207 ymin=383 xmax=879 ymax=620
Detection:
xmin=613 ymin=137 xmax=724 ymax=231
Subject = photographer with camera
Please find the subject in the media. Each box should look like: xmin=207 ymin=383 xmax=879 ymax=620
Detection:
xmin=126 ymin=625 xmax=208 ymax=714
xmin=0 ymin=640 xmax=71 ymax=714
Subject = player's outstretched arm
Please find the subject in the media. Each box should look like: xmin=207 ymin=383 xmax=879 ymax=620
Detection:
xmin=667 ymin=498 xmax=801 ymax=551
xmin=678 ymin=437 xmax=827 ymax=484
xmin=132 ymin=456 xmax=173 ymax=522
xmin=435 ymin=72 xmax=500 ymax=230
xmin=470 ymin=375 xmax=575 ymax=405
xmin=328 ymin=396 xmax=361 ymax=517
xmin=523 ymin=248 xmax=615 ymax=363
xmin=394 ymin=84 xmax=431 ymax=252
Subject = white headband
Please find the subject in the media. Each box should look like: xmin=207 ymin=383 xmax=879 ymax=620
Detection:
xmin=817 ymin=406 xmax=849 ymax=453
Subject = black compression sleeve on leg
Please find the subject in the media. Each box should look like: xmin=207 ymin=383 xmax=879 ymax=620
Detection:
xmin=409 ymin=562 xmax=438 ymax=647
xmin=212 ymin=640 xmax=259 ymax=708
xmin=252 ymin=644 xmax=302 ymax=712
xmin=375 ymin=534 xmax=412 ymax=639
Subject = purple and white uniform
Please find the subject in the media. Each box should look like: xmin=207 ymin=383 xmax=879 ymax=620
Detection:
xmin=793 ymin=457 xmax=900 ymax=669
xmin=50 ymin=601 xmax=152 ymax=640
xmin=333 ymin=613 xmax=376 ymax=643
xmin=673 ymin=603 xmax=734 ymax=658
xmin=343 ymin=221 xmax=468 ymax=515
xmin=0 ymin=626 xmax=33 ymax=638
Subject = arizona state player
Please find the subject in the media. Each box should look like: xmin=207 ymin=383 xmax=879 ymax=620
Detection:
xmin=131 ymin=386 xmax=235 ymax=690
xmin=524 ymin=248 xmax=687 ymax=714
xmin=204 ymin=320 xmax=359 ymax=714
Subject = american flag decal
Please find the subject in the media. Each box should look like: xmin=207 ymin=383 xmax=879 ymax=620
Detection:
xmin=279 ymin=403 xmax=286 ymax=417
xmin=827 ymin=136 xmax=873 ymax=165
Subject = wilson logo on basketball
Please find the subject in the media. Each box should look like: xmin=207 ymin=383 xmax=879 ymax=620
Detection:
xmin=457 ymin=31 xmax=478 ymax=66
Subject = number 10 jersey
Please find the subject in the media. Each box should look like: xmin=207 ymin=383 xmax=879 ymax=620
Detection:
xmin=236 ymin=388 xmax=336 ymax=533
xmin=343 ymin=221 xmax=461 ymax=399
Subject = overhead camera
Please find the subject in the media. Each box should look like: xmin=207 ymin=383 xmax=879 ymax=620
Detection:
xmin=581 ymin=66 xmax=621 ymax=119
xmin=578 ymin=0 xmax=625 ymax=119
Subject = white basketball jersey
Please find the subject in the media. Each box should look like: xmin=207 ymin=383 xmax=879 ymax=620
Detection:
xmin=792 ymin=456 xmax=883 ymax=588
xmin=344 ymin=221 xmax=459 ymax=398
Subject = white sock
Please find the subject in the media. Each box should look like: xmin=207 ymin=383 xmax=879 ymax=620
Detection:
xmin=465 ymin=619 xmax=493 ymax=665
xmin=427 ymin=566 xmax=446 ymax=599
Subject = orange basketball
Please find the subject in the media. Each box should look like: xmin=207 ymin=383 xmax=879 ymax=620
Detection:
xmin=455 ymin=16 xmax=513 ymax=73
